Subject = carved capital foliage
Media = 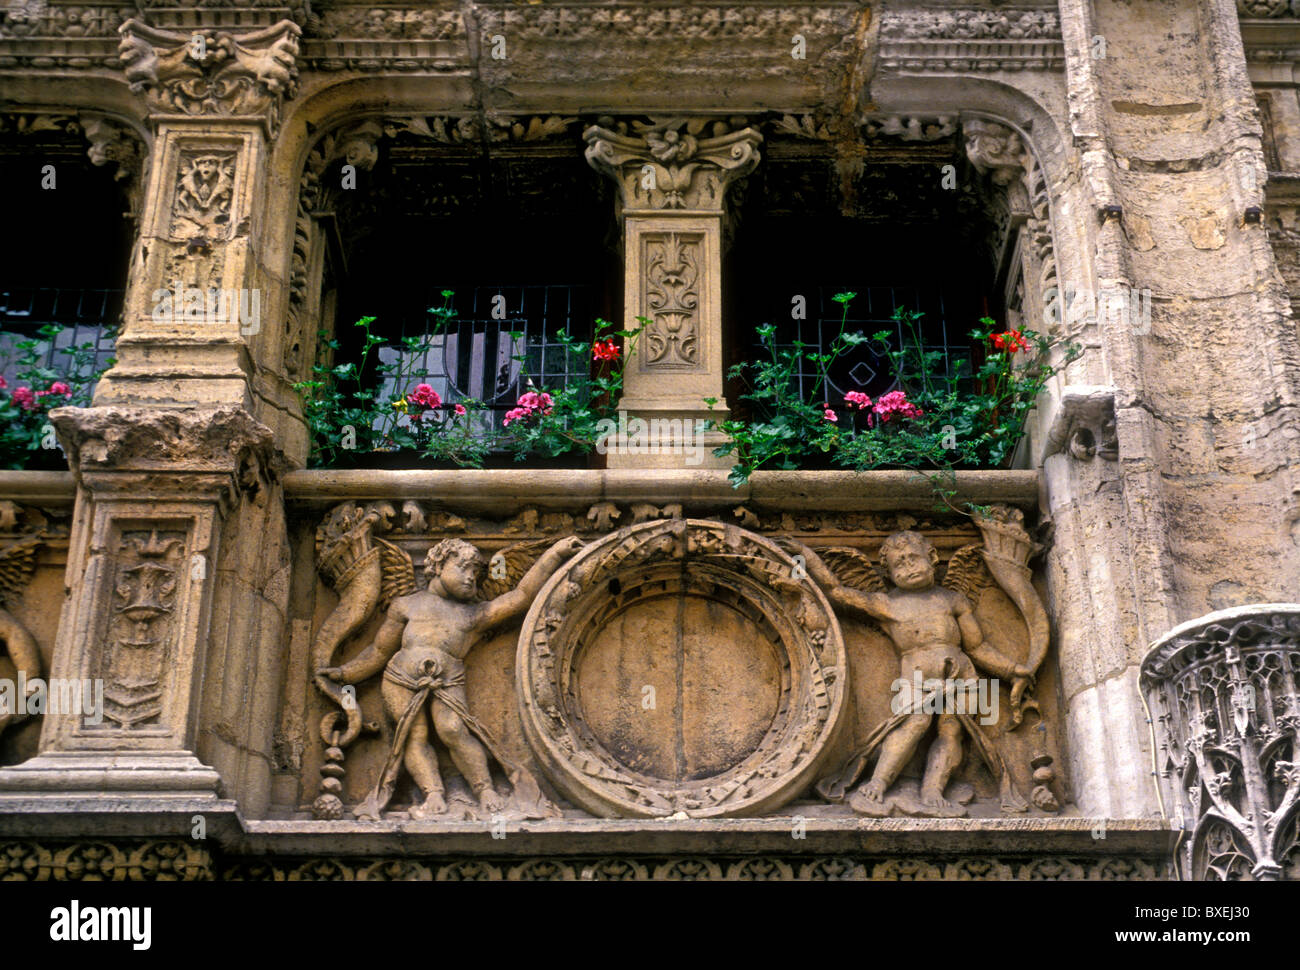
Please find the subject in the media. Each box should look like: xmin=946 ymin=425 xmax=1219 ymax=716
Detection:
xmin=49 ymin=405 xmax=277 ymax=491
xmin=584 ymin=118 xmax=762 ymax=213
xmin=117 ymin=18 xmax=301 ymax=133
xmin=1142 ymin=605 xmax=1300 ymax=880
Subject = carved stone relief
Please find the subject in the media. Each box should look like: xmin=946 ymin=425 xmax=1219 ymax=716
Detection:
xmin=1142 ymin=605 xmax=1300 ymax=880
xmin=99 ymin=530 xmax=186 ymax=730
xmin=170 ymin=151 xmax=237 ymax=240
xmin=296 ymin=501 xmax=1064 ymax=823
xmin=642 ymin=232 xmax=702 ymax=368
xmin=0 ymin=538 xmax=42 ymax=742
xmin=518 ymin=519 xmax=847 ymax=818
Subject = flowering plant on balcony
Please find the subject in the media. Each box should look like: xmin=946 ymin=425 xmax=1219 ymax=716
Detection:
xmin=295 ymin=292 xmax=488 ymax=467
xmin=709 ymin=293 xmax=1080 ymax=507
xmin=496 ymin=316 xmax=646 ymax=461
xmin=0 ymin=323 xmax=105 ymax=470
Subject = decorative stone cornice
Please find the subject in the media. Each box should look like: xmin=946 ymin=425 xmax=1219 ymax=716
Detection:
xmin=117 ymin=18 xmax=301 ymax=134
xmin=1141 ymin=604 xmax=1300 ymax=880
xmin=879 ymin=7 xmax=1063 ymax=73
xmin=584 ymin=118 xmax=761 ymax=213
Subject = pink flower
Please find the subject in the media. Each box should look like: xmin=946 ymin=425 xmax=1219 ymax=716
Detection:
xmin=0 ymin=376 xmax=7 ymax=390
xmin=844 ymin=391 xmax=872 ymax=410
xmin=873 ymin=390 xmax=923 ymax=424
xmin=515 ymin=390 xmax=554 ymax=416
xmin=47 ymin=381 xmax=71 ymax=397
xmin=454 ymin=404 xmax=467 ymax=416
xmin=823 ymin=406 xmax=838 ymax=422
xmin=503 ymin=407 xmax=529 ymax=427
xmin=407 ymin=383 xmax=441 ymax=408
xmin=11 ymin=387 xmax=35 ymax=411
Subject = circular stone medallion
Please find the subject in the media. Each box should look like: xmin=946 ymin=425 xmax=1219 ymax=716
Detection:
xmin=516 ymin=519 xmax=847 ymax=818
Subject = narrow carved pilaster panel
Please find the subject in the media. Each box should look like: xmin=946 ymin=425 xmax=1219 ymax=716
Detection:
xmin=171 ymin=151 xmax=237 ymax=241
xmin=1142 ymin=605 xmax=1300 ymax=880
xmin=98 ymin=529 xmax=187 ymax=731
xmin=641 ymin=231 xmax=702 ymax=371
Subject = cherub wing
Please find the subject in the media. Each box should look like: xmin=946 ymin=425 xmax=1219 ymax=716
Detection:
xmin=941 ymin=543 xmax=995 ymax=606
xmin=374 ymin=537 xmax=415 ymax=608
xmin=475 ymin=538 xmax=553 ymax=602
xmin=818 ymin=547 xmax=887 ymax=593
xmin=0 ymin=538 xmax=40 ymax=608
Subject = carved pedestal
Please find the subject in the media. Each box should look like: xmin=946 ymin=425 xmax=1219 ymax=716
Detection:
xmin=0 ymin=406 xmax=278 ymax=812
xmin=1142 ymin=604 xmax=1300 ymax=880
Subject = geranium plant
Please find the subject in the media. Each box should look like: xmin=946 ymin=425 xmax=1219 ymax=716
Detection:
xmin=709 ymin=292 xmax=1081 ymax=510
xmin=496 ymin=316 xmax=646 ymax=460
xmin=0 ymin=322 xmax=108 ymax=469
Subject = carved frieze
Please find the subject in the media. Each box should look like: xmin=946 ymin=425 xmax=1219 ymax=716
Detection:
xmin=1142 ymin=605 xmax=1300 ymax=880
xmin=879 ymin=7 xmax=1064 ymax=73
xmin=0 ymin=537 xmax=42 ymax=742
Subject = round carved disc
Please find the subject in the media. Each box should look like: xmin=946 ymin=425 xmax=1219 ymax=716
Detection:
xmin=516 ymin=520 xmax=847 ymax=818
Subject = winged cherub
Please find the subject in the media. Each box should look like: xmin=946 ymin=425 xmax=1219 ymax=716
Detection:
xmin=321 ymin=534 xmax=583 ymax=820
xmin=795 ymin=532 xmax=1033 ymax=816
xmin=0 ymin=538 xmax=41 ymax=740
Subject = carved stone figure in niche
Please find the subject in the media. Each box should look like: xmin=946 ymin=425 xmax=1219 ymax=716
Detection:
xmin=320 ymin=535 xmax=583 ymax=820
xmin=794 ymin=507 xmax=1052 ymax=817
xmin=172 ymin=153 xmax=234 ymax=239
xmin=0 ymin=539 xmax=41 ymax=739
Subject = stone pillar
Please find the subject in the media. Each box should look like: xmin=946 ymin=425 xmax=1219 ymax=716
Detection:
xmin=94 ymin=16 xmax=301 ymax=409
xmin=1141 ymin=605 xmax=1300 ymax=880
xmin=0 ymin=407 xmax=277 ymax=811
xmin=0 ymin=15 xmax=299 ymax=819
xmin=584 ymin=119 xmax=761 ymax=468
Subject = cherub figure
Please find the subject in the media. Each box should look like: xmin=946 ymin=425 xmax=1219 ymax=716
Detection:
xmin=321 ymin=534 xmax=583 ymax=820
xmin=172 ymin=154 xmax=233 ymax=237
xmin=0 ymin=538 xmax=41 ymax=741
xmin=797 ymin=531 xmax=1033 ymax=816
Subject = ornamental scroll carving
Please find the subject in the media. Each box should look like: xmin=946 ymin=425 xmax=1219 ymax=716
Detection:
xmin=643 ymin=232 xmax=701 ymax=368
xmin=1142 ymin=605 xmax=1300 ymax=880
xmin=584 ymin=118 xmax=762 ymax=213
xmin=516 ymin=519 xmax=847 ymax=818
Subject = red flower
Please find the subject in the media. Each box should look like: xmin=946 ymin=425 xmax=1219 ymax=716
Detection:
xmin=592 ymin=340 xmax=620 ymax=362
xmin=991 ymin=329 xmax=1029 ymax=354
xmin=407 ymin=383 xmax=441 ymax=408
xmin=11 ymin=387 xmax=36 ymax=411
xmin=454 ymin=404 xmax=467 ymax=416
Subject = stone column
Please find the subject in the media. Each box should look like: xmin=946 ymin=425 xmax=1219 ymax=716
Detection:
xmin=1141 ymin=605 xmax=1300 ymax=880
xmin=0 ymin=407 xmax=277 ymax=812
xmin=94 ymin=16 xmax=301 ymax=409
xmin=0 ymin=15 xmax=299 ymax=819
xmin=585 ymin=119 xmax=761 ymax=468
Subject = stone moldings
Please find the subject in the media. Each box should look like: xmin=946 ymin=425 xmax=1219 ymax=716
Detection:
xmin=517 ymin=519 xmax=846 ymax=818
xmin=1142 ymin=604 xmax=1300 ymax=880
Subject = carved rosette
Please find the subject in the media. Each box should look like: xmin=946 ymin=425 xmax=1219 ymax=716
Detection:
xmin=517 ymin=519 xmax=846 ymax=818
xmin=584 ymin=119 xmax=762 ymax=213
xmin=1142 ymin=605 xmax=1300 ymax=880
xmin=117 ymin=18 xmax=301 ymax=133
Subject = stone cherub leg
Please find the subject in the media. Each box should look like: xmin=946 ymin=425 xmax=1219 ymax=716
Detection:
xmin=792 ymin=518 xmax=1044 ymax=817
xmin=321 ymin=534 xmax=584 ymax=820
xmin=0 ymin=539 xmax=42 ymax=739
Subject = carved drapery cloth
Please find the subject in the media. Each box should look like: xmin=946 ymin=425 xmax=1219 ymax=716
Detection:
xmin=1142 ymin=604 xmax=1300 ymax=880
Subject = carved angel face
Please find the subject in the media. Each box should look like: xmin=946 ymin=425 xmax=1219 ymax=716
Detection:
xmin=881 ymin=535 xmax=937 ymax=591
xmin=436 ymin=551 xmax=481 ymax=601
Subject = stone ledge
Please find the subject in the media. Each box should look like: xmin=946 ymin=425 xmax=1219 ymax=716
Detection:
xmin=284 ymin=468 xmax=1040 ymax=513
xmin=0 ymin=470 xmax=76 ymax=505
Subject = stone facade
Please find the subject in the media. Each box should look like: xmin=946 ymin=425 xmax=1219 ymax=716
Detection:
xmin=0 ymin=0 xmax=1298 ymax=881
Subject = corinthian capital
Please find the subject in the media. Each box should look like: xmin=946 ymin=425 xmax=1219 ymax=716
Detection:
xmin=118 ymin=18 xmax=301 ymax=134
xmin=584 ymin=117 xmax=761 ymax=212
